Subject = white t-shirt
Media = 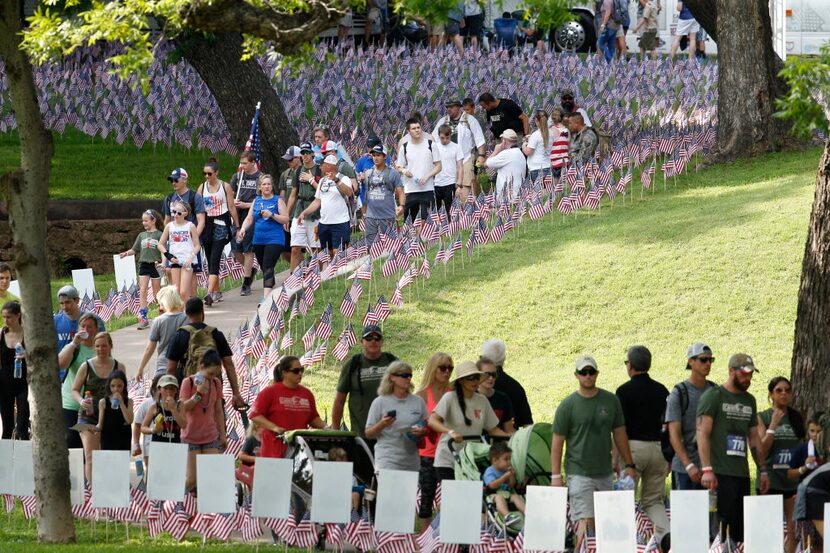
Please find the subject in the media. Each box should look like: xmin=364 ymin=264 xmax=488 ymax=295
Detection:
xmin=487 ymin=147 xmax=526 ymax=198
xmin=526 ymin=129 xmax=552 ymax=171
xmin=315 ymin=174 xmax=352 ymax=225
xmin=433 ymin=391 xmax=499 ymax=468
xmin=433 ymin=114 xmax=486 ymax=159
xmin=396 ymin=139 xmax=441 ymax=194
xmin=434 ymin=141 xmax=465 ymax=188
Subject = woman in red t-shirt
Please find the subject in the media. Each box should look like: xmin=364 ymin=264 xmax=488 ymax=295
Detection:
xmin=250 ymin=356 xmax=325 ymax=458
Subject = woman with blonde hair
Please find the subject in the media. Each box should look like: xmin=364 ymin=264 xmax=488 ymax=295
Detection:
xmin=135 ymin=285 xmax=187 ymax=381
xmin=522 ymin=110 xmax=552 ymax=184
xmin=415 ymin=352 xmax=454 ymax=529
xmin=366 ymin=361 xmax=428 ymax=471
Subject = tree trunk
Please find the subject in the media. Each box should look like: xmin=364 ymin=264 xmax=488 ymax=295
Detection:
xmin=0 ymin=1 xmax=75 ymax=544
xmin=178 ymin=33 xmax=299 ymax=176
xmin=685 ymin=0 xmax=793 ymax=161
xmin=791 ymin=139 xmax=830 ymax=416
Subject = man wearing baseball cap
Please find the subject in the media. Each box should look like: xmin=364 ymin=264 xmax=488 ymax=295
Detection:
xmin=362 ymin=144 xmax=404 ymax=243
xmin=482 ymin=129 xmax=527 ymax=199
xmin=54 ymin=285 xmax=104 ymax=380
xmin=285 ymin=142 xmax=322 ymax=271
xmin=277 ymin=147 xmax=302 ymax=262
xmin=697 ymin=353 xmax=768 ymax=545
xmin=665 ymin=343 xmax=718 ymax=491
xmin=321 ymin=139 xmax=358 ymax=227
xmin=551 ymin=355 xmax=638 ymax=552
xmin=330 ymin=324 xmax=397 ymax=442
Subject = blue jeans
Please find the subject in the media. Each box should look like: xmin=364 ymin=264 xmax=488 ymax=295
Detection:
xmin=599 ymin=26 xmax=617 ymax=62
xmin=673 ymin=470 xmax=705 ymax=490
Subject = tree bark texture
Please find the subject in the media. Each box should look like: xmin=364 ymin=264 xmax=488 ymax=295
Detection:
xmin=791 ymin=140 xmax=830 ymax=416
xmin=0 ymin=0 xmax=75 ymax=544
xmin=685 ymin=0 xmax=792 ymax=160
xmin=179 ymin=33 xmax=299 ymax=176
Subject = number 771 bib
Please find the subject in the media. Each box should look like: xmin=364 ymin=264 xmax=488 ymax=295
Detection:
xmin=726 ymin=434 xmax=747 ymax=457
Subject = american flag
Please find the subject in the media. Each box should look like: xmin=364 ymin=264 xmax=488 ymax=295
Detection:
xmin=390 ymin=286 xmax=404 ymax=308
xmin=420 ymin=255 xmax=431 ymax=279
xmin=356 ymin=261 xmax=373 ymax=280
xmin=310 ymin=341 xmax=328 ymax=364
xmin=641 ymin=160 xmax=656 ymax=189
xmin=332 ymin=332 xmax=351 ymax=361
xmin=280 ymin=330 xmax=294 ymax=351
xmin=209 ymin=512 xmax=236 ymax=541
xmin=238 ymin=101 xmax=262 ymax=170
xmin=265 ymin=516 xmax=295 ymax=543
xmin=147 ymin=501 xmax=163 ymax=537
xmin=340 ymin=289 xmax=356 ymax=320
xmin=363 ymin=305 xmax=379 ymax=327
xmin=239 ymin=505 xmax=262 ymax=541
xmin=291 ymin=512 xmax=318 ymax=548
xmin=283 ymin=266 xmax=303 ymax=291
xmin=375 ymin=295 xmax=391 ymax=322
xmin=349 ymin=279 xmax=363 ymax=302
xmin=162 ymin=502 xmax=190 ymax=541
xmin=301 ymin=323 xmax=317 ymax=351
xmin=325 ymin=523 xmax=346 ymax=547
xmin=317 ymin=303 xmax=333 ymax=340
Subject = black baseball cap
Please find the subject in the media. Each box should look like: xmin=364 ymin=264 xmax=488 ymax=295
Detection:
xmin=299 ymin=141 xmax=314 ymax=154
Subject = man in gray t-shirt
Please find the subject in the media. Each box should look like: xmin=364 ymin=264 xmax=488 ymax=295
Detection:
xmin=362 ymin=145 xmax=404 ymax=243
xmin=665 ymin=342 xmax=717 ymax=490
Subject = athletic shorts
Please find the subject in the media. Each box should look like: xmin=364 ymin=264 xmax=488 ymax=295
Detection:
xmin=464 ymin=13 xmax=484 ymax=37
xmin=139 ymin=262 xmax=161 ymax=278
xmin=567 ymin=474 xmax=613 ymax=521
xmin=677 ymin=18 xmax=700 ymax=36
xmin=290 ymin=218 xmax=321 ymax=249
xmin=446 ymin=19 xmax=461 ymax=37
xmin=318 ymin=222 xmax=351 ymax=252
xmin=231 ymin=212 xmax=254 ymax=253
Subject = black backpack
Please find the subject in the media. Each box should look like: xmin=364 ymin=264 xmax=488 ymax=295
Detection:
xmin=660 ymin=380 xmax=717 ymax=462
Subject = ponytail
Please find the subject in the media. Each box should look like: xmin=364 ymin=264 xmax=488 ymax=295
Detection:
xmin=454 ymin=381 xmax=472 ymax=426
xmin=536 ymin=111 xmax=550 ymax=150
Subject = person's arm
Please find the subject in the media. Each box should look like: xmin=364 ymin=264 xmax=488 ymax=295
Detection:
xmin=365 ymin=414 xmax=396 ymax=439
xmin=298 ymin=198 xmax=322 ymax=224
xmin=58 ymin=335 xmax=81 ymax=369
xmin=520 ymin=113 xmax=530 ymax=136
xmin=486 ymin=425 xmax=510 ymax=438
xmin=487 ymin=469 xmax=515 ymax=490
xmin=135 ymin=339 xmax=158 ymax=382
xmin=395 ymin=187 xmax=405 ymax=217
xmin=251 ymin=414 xmax=283 ymax=435
xmin=156 ymin=225 xmax=171 ymax=258
xmin=455 ymin=156 xmax=463 ymax=184
xmin=195 ymin=212 xmax=206 ymax=238
xmin=180 ymin=377 xmax=205 ymax=413
xmin=132 ymin=414 xmax=143 ymax=455
xmin=427 ymin=412 xmax=462 ymax=442
xmin=170 ymin=399 xmax=188 ymax=428
xmin=236 ymin=206 xmax=256 ymax=241
xmin=121 ymin=398 xmax=134 ymax=424
xmin=335 ymin=175 xmax=354 ymax=197
xmin=550 ymin=433 xmax=565 ymax=486
xmin=215 ymin=383 xmax=228 ymax=449
xmin=668 ymin=420 xmax=700 ymax=481
xmin=696 ymin=414 xmax=717 ymax=490
xmin=330 ymin=391 xmax=348 ymax=429
xmin=420 ymin=160 xmax=443 ymax=185
xmin=749 ymin=424 xmax=770 ymax=493
xmin=756 ymin=409 xmax=784 ymax=461
xmin=503 ymin=419 xmax=516 ymax=435
xmin=141 ymin=404 xmax=159 ymax=435
xmin=275 ymin=198 xmax=290 ymax=225
xmin=285 ymin=185 xmax=298 ymax=224
xmin=221 ymin=355 xmax=244 ymax=407
xmin=238 ymin=448 xmax=257 ymax=466
xmin=96 ymin=398 xmax=106 ymax=432
xmin=71 ymin=361 xmax=90 ymax=405
xmin=612 ymin=426 xmax=638 ymax=480
xmin=225 ymin=182 xmax=241 ymax=228
xmin=189 ymin=223 xmax=201 ymax=258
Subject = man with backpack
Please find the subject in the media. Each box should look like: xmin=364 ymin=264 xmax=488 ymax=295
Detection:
xmin=165 ymin=297 xmax=245 ymax=408
xmin=362 ymin=145 xmax=404 ymax=243
xmin=396 ymin=118 xmax=442 ymax=223
xmin=665 ymin=342 xmax=717 ymax=490
xmin=330 ymin=324 xmax=397 ymax=441
xmin=433 ymin=100 xmax=486 ymax=200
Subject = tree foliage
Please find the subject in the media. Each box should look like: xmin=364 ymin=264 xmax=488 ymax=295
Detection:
xmin=775 ymin=42 xmax=830 ymax=139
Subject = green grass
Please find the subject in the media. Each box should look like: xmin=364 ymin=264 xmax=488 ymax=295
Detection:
xmin=297 ymin=147 xmax=822 ymax=427
xmin=0 ymin=130 xmax=240 ymax=200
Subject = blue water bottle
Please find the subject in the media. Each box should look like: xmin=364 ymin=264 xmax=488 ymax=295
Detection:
xmin=13 ymin=343 xmax=24 ymax=379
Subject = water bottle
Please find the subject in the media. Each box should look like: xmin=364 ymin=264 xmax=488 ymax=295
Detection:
xmin=13 ymin=343 xmax=24 ymax=379
xmin=134 ymin=458 xmax=144 ymax=478
xmin=84 ymin=391 xmax=94 ymax=416
xmin=194 ymin=374 xmax=205 ymax=386
xmin=111 ymin=397 xmax=120 ymax=410
xmin=708 ymin=489 xmax=718 ymax=512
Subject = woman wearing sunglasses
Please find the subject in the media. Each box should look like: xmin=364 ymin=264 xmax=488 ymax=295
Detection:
xmin=429 ymin=360 xmax=510 ymax=483
xmin=250 ymin=356 xmax=325 ymax=459
xmin=415 ymin=352 xmax=454 ymax=529
xmin=197 ymin=158 xmax=239 ymax=306
xmin=157 ymin=200 xmax=201 ymax=302
xmin=366 ymin=361 xmax=428 ymax=472
xmin=477 ymin=356 xmax=516 ymax=434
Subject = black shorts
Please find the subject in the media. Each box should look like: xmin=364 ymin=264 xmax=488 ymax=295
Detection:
xmin=715 ymin=474 xmax=750 ymax=543
xmin=464 ymin=13 xmax=484 ymax=37
xmin=138 ymin=262 xmax=160 ymax=278
xmin=759 ymin=487 xmax=796 ymax=499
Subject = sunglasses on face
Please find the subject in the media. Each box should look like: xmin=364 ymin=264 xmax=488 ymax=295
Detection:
xmin=363 ymin=336 xmax=381 ymax=342
xmin=694 ymin=357 xmax=715 ymax=363
xmin=204 ymin=171 xmax=214 ymax=176
xmin=393 ymin=373 xmax=413 ymax=379
xmin=463 ymin=374 xmax=481 ymax=382
xmin=172 ymin=210 xmax=186 ymax=216
xmin=284 ymin=367 xmax=305 ymax=375
xmin=437 ymin=365 xmax=453 ymax=372
xmin=482 ymin=372 xmax=497 ymax=379
xmin=576 ymin=368 xmax=598 ymax=376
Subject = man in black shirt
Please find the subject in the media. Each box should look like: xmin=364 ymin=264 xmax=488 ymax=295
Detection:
xmin=481 ymin=339 xmax=533 ymax=428
xmin=477 ymin=92 xmax=530 ymax=145
xmin=615 ymin=345 xmax=670 ymax=541
xmin=230 ymin=151 xmax=261 ymax=296
xmin=166 ymin=297 xmax=245 ymax=408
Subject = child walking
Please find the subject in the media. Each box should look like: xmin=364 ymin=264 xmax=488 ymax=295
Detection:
xmin=97 ymin=370 xmax=134 ymax=451
xmin=119 ymin=209 xmax=163 ymax=329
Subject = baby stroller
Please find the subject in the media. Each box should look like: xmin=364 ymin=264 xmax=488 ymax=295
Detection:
xmin=451 ymin=423 xmax=553 ymax=536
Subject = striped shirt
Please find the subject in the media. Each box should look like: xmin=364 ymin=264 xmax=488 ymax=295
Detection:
xmin=550 ymin=124 xmax=570 ymax=168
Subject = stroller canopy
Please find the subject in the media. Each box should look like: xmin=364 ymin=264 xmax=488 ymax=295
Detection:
xmin=509 ymin=423 xmax=552 ymax=485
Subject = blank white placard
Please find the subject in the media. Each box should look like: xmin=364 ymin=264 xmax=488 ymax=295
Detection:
xmin=8 ymin=280 xmax=20 ymax=298
xmin=0 ymin=440 xmax=13 ymax=494
xmin=595 ymin=490 xmax=636 ymax=553
xmin=744 ymin=495 xmax=784 ymax=553
xmin=311 ymin=461 xmax=353 ymax=523
xmin=439 ymin=480 xmax=482 ymax=545
xmin=524 ymin=485 xmax=568 ymax=551
xmin=68 ymin=449 xmax=85 ymax=506
xmin=71 ymin=268 xmax=96 ymax=302
xmin=92 ymin=450 xmax=131 ymax=509
xmin=375 ymin=469 xmax=419 ymax=533
xmin=196 ymin=455 xmax=236 ymax=514
xmin=147 ymin=441 xmax=188 ymax=501
xmin=113 ymin=254 xmax=138 ymax=292
xmin=670 ymin=490 xmax=710 ymax=553
xmin=13 ymin=440 xmax=34 ymax=496
xmin=251 ymin=457 xmax=294 ymax=518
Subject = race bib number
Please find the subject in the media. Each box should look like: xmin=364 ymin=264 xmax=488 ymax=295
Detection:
xmin=773 ymin=448 xmax=792 ymax=469
xmin=726 ymin=434 xmax=747 ymax=457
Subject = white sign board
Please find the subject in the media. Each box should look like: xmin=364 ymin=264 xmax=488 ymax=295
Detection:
xmin=439 ymin=480 xmax=482 ymax=545
xmin=670 ymin=490 xmax=710 ymax=553
xmin=72 ymin=268 xmax=96 ymax=303
xmin=8 ymin=280 xmax=20 ymax=299
xmin=251 ymin=457 xmax=294 ymax=519
xmin=744 ymin=495 xmax=784 ymax=553
xmin=13 ymin=440 xmax=34 ymax=496
xmin=523 ymin=485 xmax=568 ymax=551
xmin=594 ymin=490 xmax=636 ymax=553
xmin=0 ymin=440 xmax=13 ymax=494
xmin=310 ymin=462 xmax=353 ymax=524
xmin=92 ymin=450 xmax=131 ymax=509
xmin=196 ymin=455 xmax=236 ymax=514
xmin=147 ymin=442 xmax=188 ymax=502
xmin=113 ymin=254 xmax=138 ymax=292
xmin=68 ymin=449 xmax=85 ymax=506
xmin=374 ymin=469 xmax=419 ymax=534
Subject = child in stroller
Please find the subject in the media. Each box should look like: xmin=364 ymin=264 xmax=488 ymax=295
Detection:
xmin=483 ymin=442 xmax=526 ymax=526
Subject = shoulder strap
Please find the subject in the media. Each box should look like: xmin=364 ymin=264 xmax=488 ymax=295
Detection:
xmin=677 ymin=382 xmax=690 ymax=417
xmin=348 ymin=354 xmax=364 ymax=395
xmin=427 ymin=139 xmax=433 ymax=153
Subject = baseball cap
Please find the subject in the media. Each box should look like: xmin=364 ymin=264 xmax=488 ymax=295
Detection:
xmin=728 ymin=353 xmax=759 ymax=373
xmin=445 ymin=99 xmax=462 ymax=107
xmin=370 ymin=144 xmax=386 ymax=155
xmin=501 ymin=129 xmax=519 ymax=141
xmin=157 ymin=375 xmax=180 ymax=389
xmin=321 ymin=140 xmax=339 ymax=153
xmin=167 ymin=168 xmax=188 ymax=182
xmin=575 ymin=355 xmax=598 ymax=372
xmin=322 ymin=154 xmax=339 ymax=165
xmin=366 ymin=136 xmax=382 ymax=149
xmin=282 ymin=146 xmax=301 ymax=160
xmin=362 ymin=324 xmax=382 ymax=339
xmin=687 ymin=342 xmax=712 ymax=359
xmin=626 ymin=345 xmax=652 ymax=371
xmin=299 ymin=141 xmax=314 ymax=153
xmin=57 ymin=285 xmax=80 ymax=300
xmin=561 ymin=90 xmax=574 ymax=99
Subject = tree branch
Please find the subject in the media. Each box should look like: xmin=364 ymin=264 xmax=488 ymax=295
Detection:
xmin=181 ymin=0 xmax=347 ymax=53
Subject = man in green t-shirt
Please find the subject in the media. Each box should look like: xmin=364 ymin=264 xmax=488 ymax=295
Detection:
xmin=0 ymin=263 xmax=19 ymax=327
xmin=550 ymin=355 xmax=638 ymax=552
xmin=697 ymin=353 xmax=769 ymax=545
xmin=330 ymin=324 xmax=397 ymax=440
